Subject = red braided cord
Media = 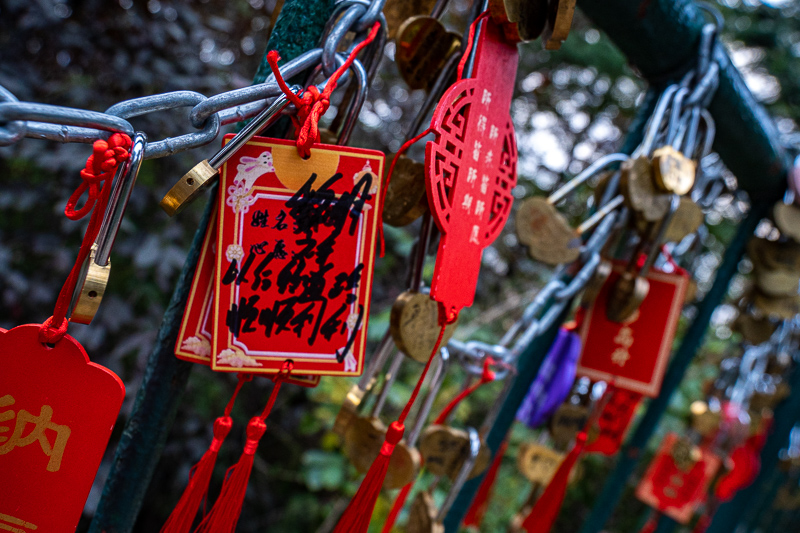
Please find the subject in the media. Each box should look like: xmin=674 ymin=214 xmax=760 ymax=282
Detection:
xmin=434 ymin=357 xmax=496 ymax=425
xmin=266 ymin=22 xmax=380 ymax=159
xmin=456 ymin=10 xmax=491 ymax=81
xmin=40 ymin=133 xmax=131 ymax=345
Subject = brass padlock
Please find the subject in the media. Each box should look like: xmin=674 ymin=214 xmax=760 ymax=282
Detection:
xmin=69 ymin=132 xmax=146 ymax=324
xmin=342 ymin=416 xmax=420 ymax=489
xmin=651 ymin=145 xmax=696 ymax=195
xmin=160 ymin=89 xmax=297 ymax=216
xmin=606 ymin=195 xmax=679 ymax=323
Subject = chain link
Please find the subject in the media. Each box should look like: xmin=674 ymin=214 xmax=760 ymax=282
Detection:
xmin=0 ymin=0 xmax=386 ymax=159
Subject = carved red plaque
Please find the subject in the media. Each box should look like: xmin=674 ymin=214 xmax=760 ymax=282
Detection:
xmin=425 ymin=18 xmax=518 ymax=319
xmin=576 ymin=265 xmax=688 ymax=397
xmin=213 ymin=136 xmax=383 ymax=376
xmin=0 ymin=325 xmax=125 ymax=532
xmin=175 ymin=205 xmax=320 ymax=387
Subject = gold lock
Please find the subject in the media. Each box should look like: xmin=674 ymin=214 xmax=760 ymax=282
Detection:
xmin=160 ymin=90 xmax=297 ymax=216
xmin=160 ymin=160 xmax=217 ymax=217
xmin=69 ymin=244 xmax=111 ymax=325
xmin=652 ymin=145 xmax=696 ymax=196
xmin=70 ymin=132 xmax=146 ymax=324
xmin=332 ymin=382 xmax=371 ymax=437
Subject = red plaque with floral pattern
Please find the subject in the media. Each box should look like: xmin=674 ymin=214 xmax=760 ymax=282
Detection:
xmin=175 ymin=205 xmax=320 ymax=387
xmin=212 ymin=136 xmax=383 ymax=376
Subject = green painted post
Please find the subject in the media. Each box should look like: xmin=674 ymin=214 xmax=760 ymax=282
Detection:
xmin=578 ymin=0 xmax=791 ymax=203
xmin=706 ymin=362 xmax=800 ymax=533
xmin=578 ymin=201 xmax=770 ymax=533
xmin=89 ymin=3 xmax=334 ymax=531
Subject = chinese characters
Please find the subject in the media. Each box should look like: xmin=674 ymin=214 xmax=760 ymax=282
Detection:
xmin=0 ymin=394 xmax=71 ymax=472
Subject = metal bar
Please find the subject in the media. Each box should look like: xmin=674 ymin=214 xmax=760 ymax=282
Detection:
xmin=706 ymin=363 xmax=800 ymax=533
xmin=89 ymin=2 xmax=334 ymax=530
xmin=442 ymin=301 xmax=572 ymax=532
xmin=577 ymin=0 xmax=791 ymax=203
xmin=88 ymin=187 xmax=214 ymax=533
xmin=578 ymin=201 xmax=770 ymax=533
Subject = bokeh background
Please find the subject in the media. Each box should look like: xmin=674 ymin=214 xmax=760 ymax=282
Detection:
xmin=1 ymin=0 xmax=798 ymax=531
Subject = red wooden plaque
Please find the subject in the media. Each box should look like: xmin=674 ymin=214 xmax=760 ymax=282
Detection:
xmin=576 ymin=265 xmax=688 ymax=397
xmin=636 ymin=433 xmax=721 ymax=524
xmin=0 ymin=325 xmax=125 ymax=532
xmin=175 ymin=206 xmax=320 ymax=387
xmin=585 ymin=387 xmax=642 ymax=456
xmin=213 ymin=136 xmax=383 ymax=376
xmin=425 ymin=18 xmax=518 ymax=318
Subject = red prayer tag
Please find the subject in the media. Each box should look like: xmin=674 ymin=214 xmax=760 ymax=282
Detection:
xmin=213 ymin=136 xmax=383 ymax=376
xmin=585 ymin=387 xmax=642 ymax=455
xmin=425 ymin=18 xmax=518 ymax=318
xmin=636 ymin=433 xmax=721 ymax=524
xmin=0 ymin=325 xmax=125 ymax=532
xmin=176 ymin=205 xmax=320 ymax=388
xmin=576 ymin=265 xmax=688 ymax=397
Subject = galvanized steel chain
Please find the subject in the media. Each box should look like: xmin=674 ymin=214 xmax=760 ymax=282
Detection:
xmin=0 ymin=0 xmax=387 ymax=159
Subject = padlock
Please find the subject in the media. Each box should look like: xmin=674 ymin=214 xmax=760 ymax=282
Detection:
xmin=516 ymin=153 xmax=627 ymax=266
xmin=652 ymin=145 xmax=696 ymax=195
xmin=68 ymin=132 xmax=146 ymax=324
xmin=160 ymin=88 xmax=298 ymax=216
xmin=606 ymin=194 xmax=679 ymax=323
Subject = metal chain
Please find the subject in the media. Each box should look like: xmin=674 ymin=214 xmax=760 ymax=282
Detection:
xmin=0 ymin=0 xmax=387 ymax=159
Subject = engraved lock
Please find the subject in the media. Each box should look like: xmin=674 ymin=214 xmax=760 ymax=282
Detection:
xmin=606 ymin=195 xmax=680 ymax=323
xmin=652 ymin=145 xmax=696 ymax=196
xmin=433 ymin=428 xmax=483 ymax=525
xmin=620 ymin=155 xmax=671 ymax=222
xmin=390 ymin=289 xmax=459 ymax=363
xmin=418 ymin=424 xmax=491 ymax=481
xmin=517 ymin=442 xmax=564 ymax=485
xmin=69 ymin=132 xmax=146 ymax=324
xmin=160 ymin=88 xmax=299 ymax=216
xmin=382 ymin=155 xmax=428 ymax=227
xmin=342 ymin=415 xmax=420 ymax=489
xmin=516 ymin=153 xmax=627 ymax=266
xmin=332 ymin=331 xmax=394 ymax=436
xmin=395 ymin=15 xmax=462 ymax=91
xmin=407 ymin=490 xmax=443 ymax=533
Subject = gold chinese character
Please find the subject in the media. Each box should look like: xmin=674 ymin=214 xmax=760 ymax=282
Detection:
xmin=0 ymin=395 xmax=71 ymax=472
xmin=613 ymin=326 xmax=634 ymax=349
xmin=611 ymin=348 xmax=630 ymax=367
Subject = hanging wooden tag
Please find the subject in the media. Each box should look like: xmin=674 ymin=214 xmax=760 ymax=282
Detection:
xmin=425 ymin=18 xmax=518 ymax=319
xmin=576 ymin=264 xmax=688 ymax=397
xmin=0 ymin=324 xmax=125 ymax=532
xmin=175 ymin=205 xmax=319 ymax=387
xmin=635 ymin=433 xmax=721 ymax=524
xmin=212 ymin=136 xmax=383 ymax=377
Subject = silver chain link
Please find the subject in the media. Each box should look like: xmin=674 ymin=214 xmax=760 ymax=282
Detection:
xmin=0 ymin=0 xmax=387 ymax=159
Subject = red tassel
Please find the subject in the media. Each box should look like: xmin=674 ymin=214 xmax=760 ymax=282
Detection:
xmin=160 ymin=416 xmax=233 ymax=533
xmin=161 ymin=374 xmax=250 ymax=533
xmin=463 ymin=440 xmax=508 ymax=528
xmin=194 ymin=417 xmax=267 ymax=533
xmin=520 ymin=431 xmax=587 ymax=533
xmin=639 ymin=513 xmax=659 ymax=533
xmin=334 ymin=421 xmax=405 ymax=533
xmin=334 ymin=316 xmax=452 ymax=533
xmin=381 ymin=481 xmax=414 ymax=533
